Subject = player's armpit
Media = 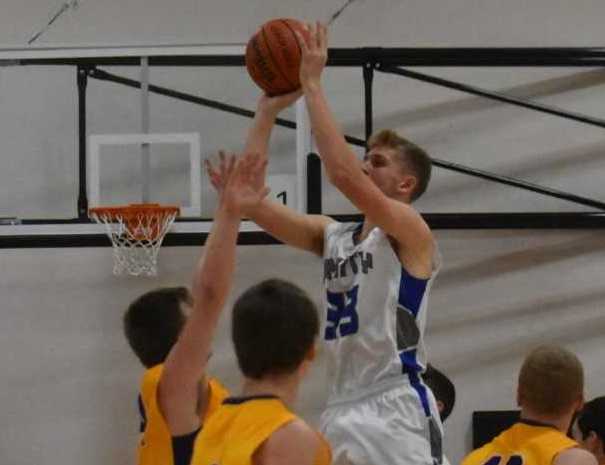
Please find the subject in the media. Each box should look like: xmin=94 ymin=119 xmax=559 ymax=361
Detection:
xmin=338 ymin=179 xmax=433 ymax=277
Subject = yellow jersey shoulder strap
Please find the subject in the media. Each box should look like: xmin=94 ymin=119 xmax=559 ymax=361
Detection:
xmin=204 ymin=378 xmax=230 ymax=421
xmin=137 ymin=364 xmax=174 ymax=465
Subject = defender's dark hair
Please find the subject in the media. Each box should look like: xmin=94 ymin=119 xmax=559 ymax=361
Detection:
xmin=232 ymin=279 xmax=319 ymax=379
xmin=124 ymin=286 xmax=192 ymax=368
xmin=422 ymin=364 xmax=456 ymax=422
xmin=576 ymin=396 xmax=605 ymax=442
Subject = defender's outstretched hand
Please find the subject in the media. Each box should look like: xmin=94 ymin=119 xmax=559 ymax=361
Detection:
xmin=206 ymin=151 xmax=270 ymax=215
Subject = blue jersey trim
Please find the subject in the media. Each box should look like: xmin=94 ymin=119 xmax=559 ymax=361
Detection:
xmin=399 ymin=349 xmax=431 ymax=417
xmin=398 ymin=265 xmax=431 ymax=419
xmin=398 ymin=266 xmax=428 ymax=317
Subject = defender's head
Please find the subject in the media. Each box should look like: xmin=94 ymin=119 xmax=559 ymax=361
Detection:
xmin=232 ymin=279 xmax=319 ymax=380
xmin=124 ymin=286 xmax=193 ymax=368
xmin=422 ymin=364 xmax=456 ymax=422
xmin=364 ymin=129 xmax=432 ymax=203
xmin=517 ymin=345 xmax=584 ymax=419
xmin=572 ymin=397 xmax=605 ymax=461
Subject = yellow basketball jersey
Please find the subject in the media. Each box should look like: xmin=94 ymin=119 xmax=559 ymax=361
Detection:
xmin=191 ymin=395 xmax=332 ymax=465
xmin=462 ymin=421 xmax=578 ymax=465
xmin=137 ymin=364 xmax=229 ymax=465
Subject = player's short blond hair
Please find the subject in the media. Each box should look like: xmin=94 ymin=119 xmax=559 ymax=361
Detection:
xmin=367 ymin=129 xmax=432 ymax=201
xmin=518 ymin=345 xmax=584 ymax=416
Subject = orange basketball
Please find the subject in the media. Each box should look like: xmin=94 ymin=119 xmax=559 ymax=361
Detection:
xmin=245 ymin=18 xmax=307 ymax=96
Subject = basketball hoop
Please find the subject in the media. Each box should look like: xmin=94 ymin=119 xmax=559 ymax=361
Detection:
xmin=89 ymin=203 xmax=179 ymax=277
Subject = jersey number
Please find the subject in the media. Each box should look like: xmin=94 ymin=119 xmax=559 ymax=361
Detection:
xmin=276 ymin=191 xmax=287 ymax=205
xmin=325 ymin=286 xmax=359 ymax=340
xmin=483 ymin=456 xmax=523 ymax=465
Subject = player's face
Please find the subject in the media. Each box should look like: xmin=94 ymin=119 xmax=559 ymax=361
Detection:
xmin=571 ymin=420 xmax=601 ymax=455
xmin=571 ymin=419 xmax=585 ymax=443
xmin=362 ymin=146 xmax=413 ymax=199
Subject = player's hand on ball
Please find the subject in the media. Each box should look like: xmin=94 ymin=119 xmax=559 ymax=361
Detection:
xmin=257 ymin=89 xmax=303 ymax=118
xmin=296 ymin=21 xmax=328 ymax=90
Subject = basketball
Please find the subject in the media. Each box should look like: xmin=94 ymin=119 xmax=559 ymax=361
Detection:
xmin=245 ymin=18 xmax=307 ymax=96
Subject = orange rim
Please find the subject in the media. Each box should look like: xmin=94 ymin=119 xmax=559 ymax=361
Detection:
xmin=89 ymin=203 xmax=179 ymax=219
xmin=89 ymin=203 xmax=180 ymax=240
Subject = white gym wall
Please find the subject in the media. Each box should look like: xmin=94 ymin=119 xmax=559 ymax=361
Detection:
xmin=1 ymin=1 xmax=605 ymax=464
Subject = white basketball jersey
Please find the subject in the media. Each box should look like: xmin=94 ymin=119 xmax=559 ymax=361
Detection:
xmin=321 ymin=222 xmax=440 ymax=406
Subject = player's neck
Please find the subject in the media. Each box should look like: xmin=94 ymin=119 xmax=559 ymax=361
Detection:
xmin=241 ymin=374 xmax=299 ymax=407
xmin=519 ymin=408 xmax=573 ymax=434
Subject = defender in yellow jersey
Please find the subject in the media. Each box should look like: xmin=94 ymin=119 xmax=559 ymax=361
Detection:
xmin=193 ymin=395 xmax=331 ymax=465
xmin=158 ymin=152 xmax=277 ymax=465
xmin=191 ymin=278 xmax=331 ymax=465
xmin=462 ymin=345 xmax=596 ymax=465
xmin=137 ymin=364 xmax=228 ymax=465
xmin=464 ymin=421 xmax=579 ymax=465
xmin=190 ymin=149 xmax=330 ymax=465
xmin=125 ymin=285 xmax=230 ymax=465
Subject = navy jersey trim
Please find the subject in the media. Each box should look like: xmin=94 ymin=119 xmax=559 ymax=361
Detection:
xmin=137 ymin=394 xmax=147 ymax=433
xmin=518 ymin=418 xmax=558 ymax=430
xmin=223 ymin=394 xmax=279 ymax=405
xmin=172 ymin=427 xmax=201 ymax=465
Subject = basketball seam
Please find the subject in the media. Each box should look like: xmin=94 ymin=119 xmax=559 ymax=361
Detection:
xmin=260 ymin=25 xmax=296 ymax=91
xmin=280 ymin=19 xmax=303 ymax=57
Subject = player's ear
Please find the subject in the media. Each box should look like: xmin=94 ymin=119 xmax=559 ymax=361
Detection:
xmin=305 ymin=343 xmax=317 ymax=362
xmin=586 ymin=431 xmax=601 ymax=454
xmin=397 ymin=174 xmax=417 ymax=199
xmin=436 ymin=400 xmax=445 ymax=415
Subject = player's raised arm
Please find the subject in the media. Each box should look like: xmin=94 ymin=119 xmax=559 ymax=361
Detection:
xmin=244 ymin=92 xmax=301 ymax=157
xmin=210 ymin=95 xmax=334 ymax=257
xmin=296 ymin=22 xmax=434 ymax=274
xmin=158 ymin=151 xmax=269 ymax=435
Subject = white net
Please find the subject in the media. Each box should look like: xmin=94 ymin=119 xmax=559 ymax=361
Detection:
xmin=90 ymin=205 xmax=179 ymax=276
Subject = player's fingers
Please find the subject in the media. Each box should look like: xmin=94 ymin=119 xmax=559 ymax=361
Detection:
xmin=318 ymin=22 xmax=328 ymax=50
xmin=227 ymin=153 xmax=237 ymax=173
xmin=204 ymin=158 xmax=214 ymax=176
xmin=295 ymin=30 xmax=309 ymax=55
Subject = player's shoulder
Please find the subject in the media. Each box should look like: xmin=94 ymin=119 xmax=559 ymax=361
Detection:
xmin=268 ymin=418 xmax=316 ymax=442
xmin=140 ymin=364 xmax=164 ymax=401
xmin=256 ymin=418 xmax=325 ymax=465
xmin=460 ymin=443 xmax=492 ymax=465
xmin=553 ymin=447 xmax=598 ymax=465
